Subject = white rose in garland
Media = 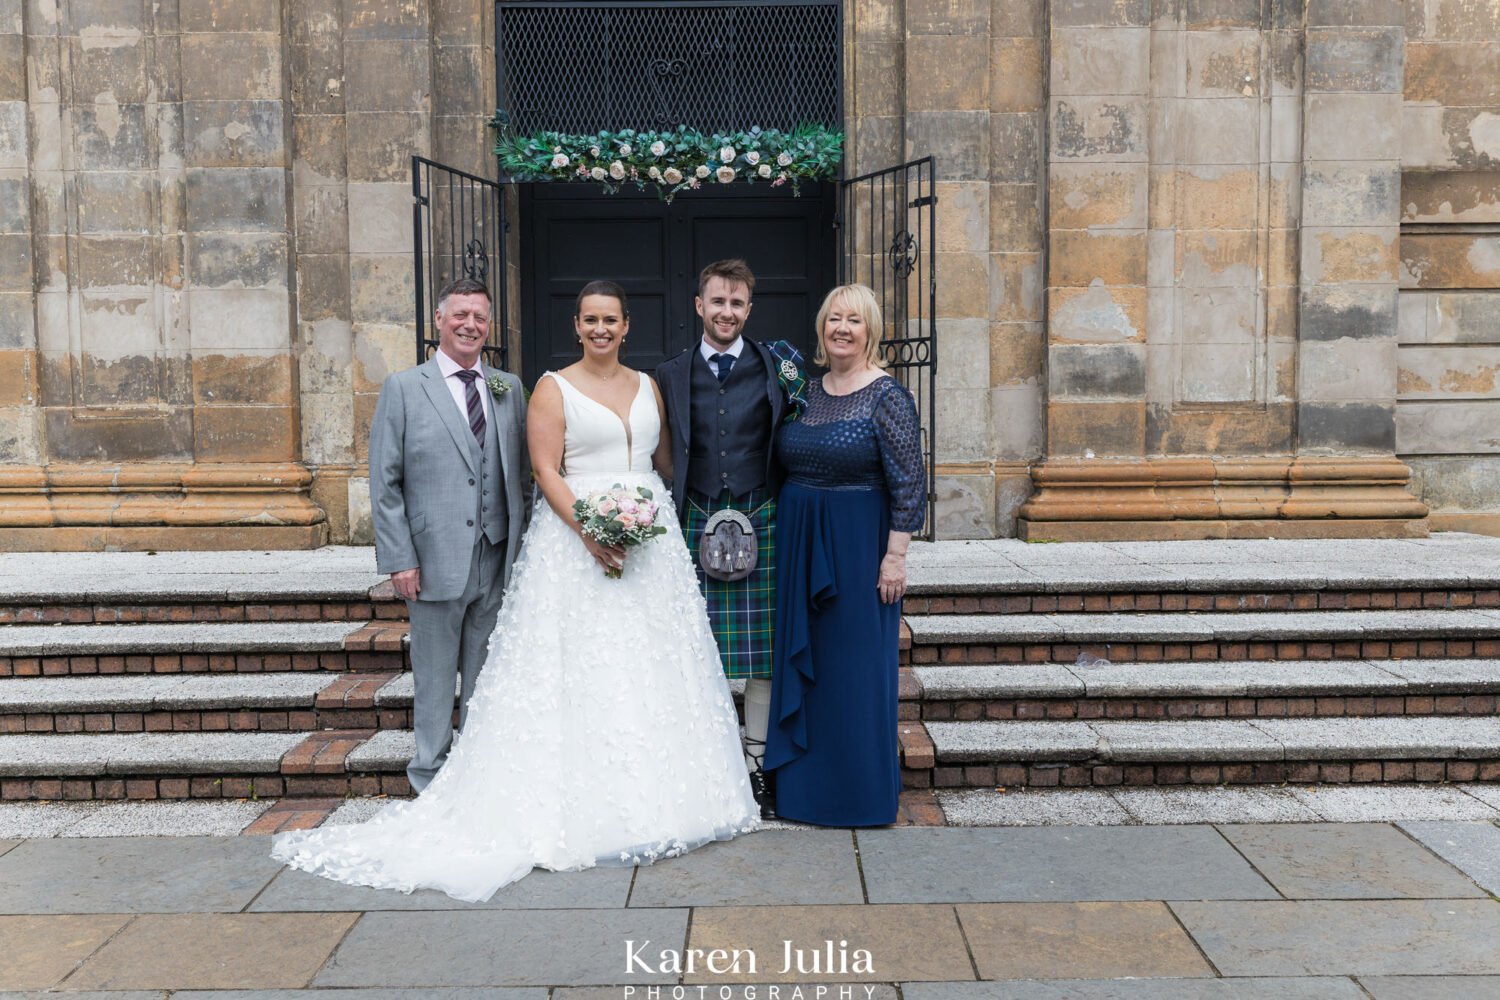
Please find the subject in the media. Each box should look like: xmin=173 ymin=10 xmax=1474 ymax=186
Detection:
xmin=663 ymin=167 xmax=684 ymax=184
xmin=777 ymin=151 xmax=794 ymax=167
xmin=719 ymin=146 xmax=736 ymax=163
xmin=648 ymin=165 xmax=662 ymax=180
xmin=716 ymin=165 xmax=736 ymax=183
xmin=696 ymin=164 xmax=711 ymax=179
xmin=618 ymin=143 xmax=632 ymax=156
xmin=609 ymin=161 xmax=626 ymax=180
xmin=551 ymin=153 xmax=569 ymax=169
xmin=757 ymin=163 xmax=772 ymax=178
xmin=745 ymin=150 xmax=761 ymax=165
xmin=650 ymin=140 xmax=667 ymax=157
xmin=590 ymin=166 xmax=606 ymax=181
xmin=590 ymin=145 xmax=601 ymax=157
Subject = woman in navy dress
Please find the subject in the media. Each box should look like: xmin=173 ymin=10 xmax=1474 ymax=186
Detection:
xmin=764 ymin=283 xmax=926 ymax=827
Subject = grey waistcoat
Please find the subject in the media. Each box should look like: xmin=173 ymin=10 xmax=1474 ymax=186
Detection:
xmin=687 ymin=347 xmax=773 ymax=500
xmin=474 ymin=402 xmax=508 ymax=544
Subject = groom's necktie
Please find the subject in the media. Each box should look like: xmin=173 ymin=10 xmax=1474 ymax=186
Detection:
xmin=454 ymin=369 xmax=486 ymax=444
xmin=710 ymin=352 xmax=734 ymax=383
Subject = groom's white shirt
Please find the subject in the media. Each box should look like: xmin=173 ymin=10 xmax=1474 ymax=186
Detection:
xmin=699 ymin=335 xmax=745 ymax=368
xmin=435 ymin=346 xmax=492 ymax=426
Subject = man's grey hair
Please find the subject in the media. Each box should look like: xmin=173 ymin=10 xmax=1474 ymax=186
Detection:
xmin=435 ymin=277 xmax=491 ymax=313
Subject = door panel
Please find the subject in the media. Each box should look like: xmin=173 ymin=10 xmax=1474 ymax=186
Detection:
xmin=521 ymin=182 xmax=836 ymax=386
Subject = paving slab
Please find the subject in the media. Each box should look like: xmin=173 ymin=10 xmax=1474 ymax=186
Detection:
xmin=0 ymin=993 xmax=165 ymax=1000
xmin=1172 ymin=899 xmax=1500 ymax=976
xmin=1076 ymin=660 xmax=1409 ymax=698
xmin=1457 ymin=783 xmax=1500 ymax=811
xmin=925 ymin=721 xmax=1099 ymax=762
xmin=938 ymin=789 xmax=1132 ymax=827
xmin=63 ymin=801 xmax=271 ymax=838
xmin=1292 ymin=785 xmax=1500 ymax=822
xmin=685 ymin=904 xmax=972 ymax=983
xmin=1094 ymin=720 xmax=1285 ymax=762
xmin=1359 ymin=977 xmax=1500 ymax=999
xmin=1251 ymin=716 xmax=1500 ymax=760
xmin=175 ymin=992 xmax=544 ymax=1000
xmin=558 ymin=989 xmax=899 ymax=1000
xmin=0 ymin=841 xmax=16 ymax=859
xmin=856 ymin=827 xmax=1277 ymax=903
xmin=1218 ymin=824 xmax=1486 ymax=899
xmin=1113 ymin=787 xmax=1319 ymax=825
xmin=0 ymin=914 xmax=131 ymax=990
xmin=322 ymin=798 xmax=390 ymax=825
xmin=0 ymin=731 xmax=306 ymax=777
xmin=628 ymin=829 xmax=862 ymax=907
xmin=901 ymin=979 xmax=1369 ymax=999
xmin=346 ymin=728 xmax=416 ymax=770
xmin=1398 ymin=821 xmax=1500 ymax=896
xmin=0 ymin=836 xmax=283 ymax=913
xmin=250 ymin=863 xmax=632 ymax=912
xmin=0 ymin=803 xmax=98 ymax=838
xmin=313 ymin=909 xmax=689 ymax=987
xmin=906 ymin=615 xmax=1074 ymax=644
xmin=0 ymin=621 xmax=365 ymax=656
xmin=65 ymin=913 xmax=357 ymax=990
xmin=955 ymin=901 xmax=1213 ymax=980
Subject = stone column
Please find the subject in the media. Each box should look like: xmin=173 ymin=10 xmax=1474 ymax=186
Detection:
xmin=0 ymin=0 xmax=39 ymax=482
xmin=1018 ymin=0 xmax=1425 ymax=540
xmin=0 ymin=0 xmax=323 ymax=551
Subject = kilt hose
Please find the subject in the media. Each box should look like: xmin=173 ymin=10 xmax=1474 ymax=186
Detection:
xmin=683 ymin=488 xmax=776 ymax=680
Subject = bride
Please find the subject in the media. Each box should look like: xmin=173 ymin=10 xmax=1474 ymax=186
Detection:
xmin=272 ymin=280 xmax=759 ymax=901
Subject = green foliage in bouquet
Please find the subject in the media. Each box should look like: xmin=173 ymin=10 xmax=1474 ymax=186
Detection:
xmin=491 ymin=119 xmax=844 ymax=203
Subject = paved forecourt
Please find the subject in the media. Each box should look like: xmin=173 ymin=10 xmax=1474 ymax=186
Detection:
xmin=2 ymin=822 xmax=1500 ymax=996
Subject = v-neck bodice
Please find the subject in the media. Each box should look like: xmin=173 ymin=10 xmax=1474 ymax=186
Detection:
xmin=544 ymin=370 xmax=658 ymax=475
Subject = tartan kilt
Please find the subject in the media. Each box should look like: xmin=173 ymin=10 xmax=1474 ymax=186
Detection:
xmin=683 ymin=488 xmax=776 ymax=680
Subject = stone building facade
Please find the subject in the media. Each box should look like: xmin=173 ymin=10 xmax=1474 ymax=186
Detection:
xmin=1 ymin=0 xmax=1498 ymax=548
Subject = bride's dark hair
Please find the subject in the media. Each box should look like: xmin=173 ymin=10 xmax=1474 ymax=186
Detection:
xmin=574 ymin=280 xmax=629 ymax=318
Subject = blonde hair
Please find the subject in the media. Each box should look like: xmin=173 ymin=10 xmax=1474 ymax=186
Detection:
xmin=813 ymin=283 xmax=886 ymax=368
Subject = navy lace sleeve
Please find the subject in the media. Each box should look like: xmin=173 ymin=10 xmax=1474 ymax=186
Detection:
xmin=872 ymin=380 xmax=926 ymax=533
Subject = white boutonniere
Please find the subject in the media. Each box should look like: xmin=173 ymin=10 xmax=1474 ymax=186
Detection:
xmin=486 ymin=374 xmax=510 ymax=401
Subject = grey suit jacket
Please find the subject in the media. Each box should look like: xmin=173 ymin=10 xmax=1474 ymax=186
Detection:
xmin=368 ymin=357 xmax=531 ymax=602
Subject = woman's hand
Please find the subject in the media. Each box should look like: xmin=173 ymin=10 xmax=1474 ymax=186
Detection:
xmin=581 ymin=532 xmax=626 ymax=574
xmin=877 ymin=550 xmax=907 ymax=604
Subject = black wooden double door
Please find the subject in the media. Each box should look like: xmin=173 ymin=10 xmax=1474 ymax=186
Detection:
xmin=519 ymin=182 xmax=837 ymax=385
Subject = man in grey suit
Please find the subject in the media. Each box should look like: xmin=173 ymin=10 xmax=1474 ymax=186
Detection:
xmin=368 ymin=276 xmax=530 ymax=792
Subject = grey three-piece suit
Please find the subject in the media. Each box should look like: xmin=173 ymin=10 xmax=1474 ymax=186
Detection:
xmin=368 ymin=356 xmax=530 ymax=790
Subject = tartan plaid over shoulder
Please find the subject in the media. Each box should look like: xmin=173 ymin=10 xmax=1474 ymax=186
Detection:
xmin=683 ymin=489 xmax=776 ymax=680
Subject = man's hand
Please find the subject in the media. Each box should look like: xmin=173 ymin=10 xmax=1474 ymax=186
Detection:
xmin=391 ymin=568 xmax=420 ymax=601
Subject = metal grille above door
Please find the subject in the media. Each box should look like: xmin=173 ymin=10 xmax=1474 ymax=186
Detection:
xmin=496 ymin=1 xmax=841 ymax=133
xmin=840 ymin=157 xmax=937 ymax=539
xmin=412 ymin=156 xmax=513 ymax=371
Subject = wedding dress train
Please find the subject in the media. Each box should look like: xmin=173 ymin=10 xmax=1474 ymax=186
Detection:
xmin=271 ymin=371 xmax=759 ymax=901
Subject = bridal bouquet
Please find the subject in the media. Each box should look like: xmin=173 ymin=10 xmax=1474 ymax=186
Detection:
xmin=573 ymin=485 xmax=668 ymax=578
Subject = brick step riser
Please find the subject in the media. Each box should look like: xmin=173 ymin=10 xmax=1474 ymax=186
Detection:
xmin=0 ymin=707 xmax=424 ymax=735
xmin=0 ymin=771 xmax=414 ymax=803
xmin=0 ymin=602 xmax=408 ymax=625
xmin=905 ymin=638 xmax=1500 ymax=665
xmin=0 ymin=650 xmax=407 ymax=677
xmin=904 ymin=590 xmax=1500 ymax=615
xmin=901 ymin=758 xmax=1500 ymax=790
xmin=905 ymin=694 xmax=1500 ymax=722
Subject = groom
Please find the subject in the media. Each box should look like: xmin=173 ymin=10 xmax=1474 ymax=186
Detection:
xmin=658 ymin=259 xmax=802 ymax=818
xmin=368 ymin=276 xmax=530 ymax=792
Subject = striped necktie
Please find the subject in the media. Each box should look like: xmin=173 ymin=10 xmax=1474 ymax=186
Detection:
xmin=454 ymin=369 xmax=485 ymax=444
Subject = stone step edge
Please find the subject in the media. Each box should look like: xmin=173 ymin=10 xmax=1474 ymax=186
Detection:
xmin=0 ymin=621 xmax=405 ymax=656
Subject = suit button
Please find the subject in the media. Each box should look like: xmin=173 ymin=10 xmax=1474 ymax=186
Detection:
xmin=719 ymin=408 xmax=726 ymax=415
xmin=719 ymin=389 xmax=726 ymax=395
xmin=469 ymin=479 xmax=475 ymax=486
xmin=720 ymin=450 xmax=727 ymax=457
xmin=466 ymin=519 xmax=474 ymax=527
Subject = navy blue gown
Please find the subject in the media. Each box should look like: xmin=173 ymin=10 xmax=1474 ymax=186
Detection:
xmin=764 ymin=375 xmax=926 ymax=826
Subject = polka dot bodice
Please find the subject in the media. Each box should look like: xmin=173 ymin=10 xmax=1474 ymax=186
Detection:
xmin=775 ymin=375 xmax=927 ymax=533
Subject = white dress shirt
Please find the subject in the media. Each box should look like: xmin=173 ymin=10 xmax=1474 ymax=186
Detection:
xmin=699 ymin=335 xmax=745 ymax=373
xmin=435 ymin=348 xmax=491 ymax=430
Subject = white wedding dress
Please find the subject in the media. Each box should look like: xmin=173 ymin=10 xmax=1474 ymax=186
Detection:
xmin=271 ymin=370 xmax=759 ymax=901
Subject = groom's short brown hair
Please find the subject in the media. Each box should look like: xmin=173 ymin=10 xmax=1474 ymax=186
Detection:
xmin=698 ymin=259 xmax=756 ymax=298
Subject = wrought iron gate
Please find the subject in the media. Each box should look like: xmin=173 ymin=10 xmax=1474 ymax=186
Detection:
xmin=412 ymin=155 xmax=513 ymax=370
xmin=839 ymin=157 xmax=937 ymax=539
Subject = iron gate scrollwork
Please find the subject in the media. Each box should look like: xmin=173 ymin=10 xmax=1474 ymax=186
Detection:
xmin=839 ymin=157 xmax=937 ymax=540
xmin=412 ymin=155 xmax=513 ymax=371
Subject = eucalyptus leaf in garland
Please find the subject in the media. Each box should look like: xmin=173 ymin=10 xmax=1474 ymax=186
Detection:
xmin=490 ymin=119 xmax=844 ymax=203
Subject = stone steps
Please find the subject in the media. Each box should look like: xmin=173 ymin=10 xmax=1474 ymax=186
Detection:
xmin=903 ymin=610 xmax=1500 ymax=665
xmin=907 ymin=660 xmax=1500 ymax=721
xmin=0 ymin=621 xmax=408 ymax=676
xmin=900 ymin=715 xmax=1500 ymax=791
